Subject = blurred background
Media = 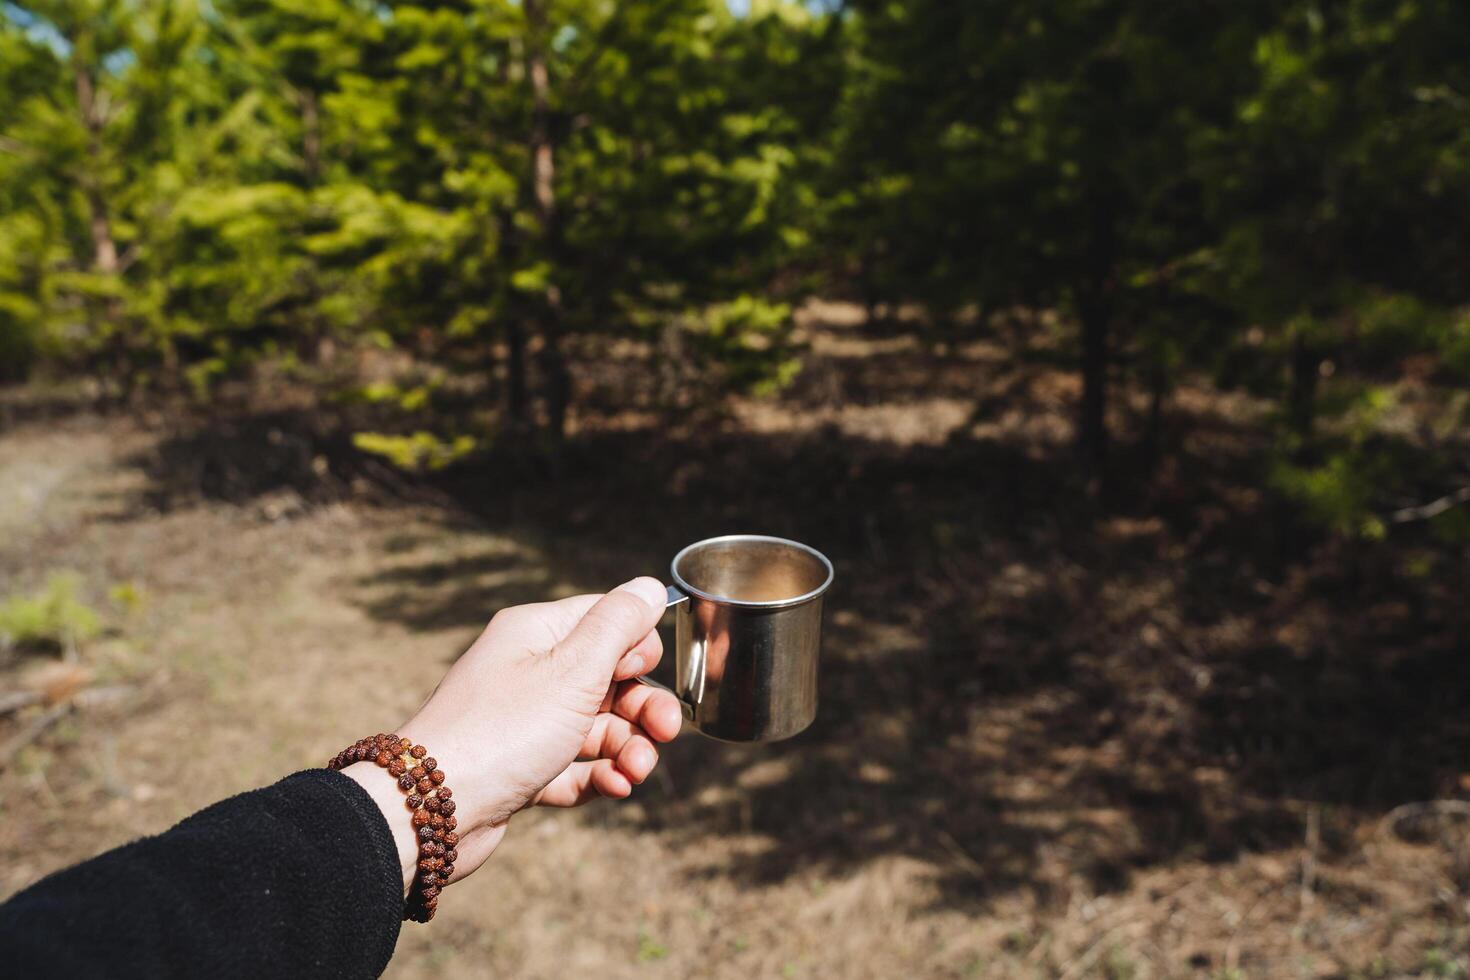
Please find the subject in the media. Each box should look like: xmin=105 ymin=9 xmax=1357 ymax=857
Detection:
xmin=2 ymin=0 xmax=1469 ymax=976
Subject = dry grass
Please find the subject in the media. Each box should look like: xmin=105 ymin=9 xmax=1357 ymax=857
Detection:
xmin=1 ymin=307 xmax=1467 ymax=978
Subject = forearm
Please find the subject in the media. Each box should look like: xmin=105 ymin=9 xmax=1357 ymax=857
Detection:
xmin=0 ymin=769 xmax=404 ymax=980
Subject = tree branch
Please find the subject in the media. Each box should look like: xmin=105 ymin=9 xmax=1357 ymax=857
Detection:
xmin=116 ymin=240 xmax=142 ymax=273
xmin=1389 ymin=484 xmax=1470 ymax=523
xmin=0 ymin=703 xmax=72 ymax=766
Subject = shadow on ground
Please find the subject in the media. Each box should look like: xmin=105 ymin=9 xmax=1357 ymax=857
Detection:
xmin=114 ymin=328 xmax=1470 ymax=916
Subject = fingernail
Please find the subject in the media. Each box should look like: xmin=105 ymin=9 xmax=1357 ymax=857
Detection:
xmin=620 ymin=653 xmax=644 ymax=677
xmin=615 ymin=576 xmax=667 ymax=612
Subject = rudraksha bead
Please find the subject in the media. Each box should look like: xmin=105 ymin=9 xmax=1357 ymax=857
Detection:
xmin=330 ymin=734 xmax=459 ymax=924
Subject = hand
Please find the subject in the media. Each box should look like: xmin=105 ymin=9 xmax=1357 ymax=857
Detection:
xmin=343 ymin=577 xmax=682 ymax=894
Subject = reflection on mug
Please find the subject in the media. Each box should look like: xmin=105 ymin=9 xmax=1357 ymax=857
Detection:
xmin=648 ymin=535 xmax=832 ymax=743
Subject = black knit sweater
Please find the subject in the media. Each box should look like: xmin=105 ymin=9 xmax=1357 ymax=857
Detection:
xmin=0 ymin=769 xmax=404 ymax=979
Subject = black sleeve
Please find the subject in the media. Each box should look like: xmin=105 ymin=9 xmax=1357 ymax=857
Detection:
xmin=0 ymin=768 xmax=404 ymax=980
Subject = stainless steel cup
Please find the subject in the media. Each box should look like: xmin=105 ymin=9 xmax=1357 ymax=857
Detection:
xmin=641 ymin=534 xmax=833 ymax=742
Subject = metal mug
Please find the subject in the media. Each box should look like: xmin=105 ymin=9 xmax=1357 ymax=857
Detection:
xmin=639 ymin=534 xmax=833 ymax=742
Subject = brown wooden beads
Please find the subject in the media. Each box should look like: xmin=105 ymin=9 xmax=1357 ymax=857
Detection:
xmin=328 ymin=734 xmax=457 ymax=922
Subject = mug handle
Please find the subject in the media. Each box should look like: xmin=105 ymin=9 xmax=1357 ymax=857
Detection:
xmin=635 ymin=585 xmax=696 ymax=719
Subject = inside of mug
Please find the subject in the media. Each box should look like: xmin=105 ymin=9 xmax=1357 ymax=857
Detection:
xmin=675 ymin=537 xmax=830 ymax=604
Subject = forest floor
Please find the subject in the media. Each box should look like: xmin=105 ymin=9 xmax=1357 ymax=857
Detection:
xmin=1 ymin=304 xmax=1467 ymax=978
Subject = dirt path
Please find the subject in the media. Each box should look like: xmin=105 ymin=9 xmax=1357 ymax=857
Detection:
xmin=0 ymin=415 xmax=982 ymax=978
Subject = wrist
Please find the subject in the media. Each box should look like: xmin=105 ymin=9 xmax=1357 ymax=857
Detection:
xmin=343 ymin=761 xmax=418 ymax=897
xmin=395 ymin=719 xmax=519 ymax=833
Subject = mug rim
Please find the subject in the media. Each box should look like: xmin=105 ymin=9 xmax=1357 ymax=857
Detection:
xmin=670 ymin=533 xmax=834 ymax=610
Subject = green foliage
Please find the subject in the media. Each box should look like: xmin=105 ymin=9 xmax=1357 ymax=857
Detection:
xmin=352 ymin=431 xmax=477 ymax=472
xmin=1272 ymin=451 xmax=1391 ymax=541
xmin=1422 ymin=945 xmax=1467 ymax=978
xmin=822 ymin=0 xmax=1470 ymax=523
xmin=2 ymin=0 xmax=828 ymax=409
xmin=0 ymin=0 xmax=218 ymax=383
xmin=635 ymin=929 xmax=669 ymax=963
xmin=107 ymin=580 xmax=146 ymax=615
xmin=2 ymin=0 xmax=1467 ymax=540
xmin=340 ymin=381 xmax=440 ymax=413
xmin=0 ymin=573 xmax=102 ymax=652
xmin=679 ymin=296 xmax=799 ymax=397
xmin=1268 ymin=385 xmax=1453 ymax=540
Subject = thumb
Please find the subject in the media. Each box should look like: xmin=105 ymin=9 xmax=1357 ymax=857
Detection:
xmin=552 ymin=577 xmax=667 ymax=681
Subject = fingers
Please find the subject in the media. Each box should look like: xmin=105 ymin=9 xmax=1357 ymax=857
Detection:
xmin=578 ymin=712 xmax=660 ymax=782
xmin=537 ymin=685 xmax=682 ymax=809
xmin=608 ymin=680 xmax=684 ymax=743
xmin=612 ymin=628 xmax=664 ymax=682
xmin=551 ymin=577 xmax=666 ymax=682
xmin=535 ymin=759 xmax=632 ymax=808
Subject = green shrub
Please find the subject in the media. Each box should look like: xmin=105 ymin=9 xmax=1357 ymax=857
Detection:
xmin=0 ymin=573 xmax=102 ymax=653
xmin=352 ymin=430 xmax=477 ymax=472
xmin=1267 ymin=386 xmax=1437 ymax=540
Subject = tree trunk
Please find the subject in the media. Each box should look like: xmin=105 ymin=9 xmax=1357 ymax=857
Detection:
xmin=1289 ymin=334 xmax=1319 ymax=451
xmin=76 ymin=70 xmax=119 ymax=277
xmin=1078 ymin=192 xmax=1118 ymax=495
xmin=296 ymin=88 xmax=330 ymax=365
xmin=75 ymin=60 xmax=129 ymax=397
xmin=524 ymin=0 xmax=569 ymax=446
xmin=1143 ymin=353 xmax=1168 ymax=474
xmin=860 ymin=248 xmax=880 ymax=327
xmin=1078 ymin=296 xmax=1110 ymax=481
xmin=505 ymin=319 xmax=529 ymax=433
xmin=86 ymin=188 xmax=119 ymax=276
xmin=538 ymin=334 xmax=570 ymax=442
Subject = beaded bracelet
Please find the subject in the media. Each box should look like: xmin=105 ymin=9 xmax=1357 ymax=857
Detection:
xmin=328 ymin=733 xmax=459 ymax=922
